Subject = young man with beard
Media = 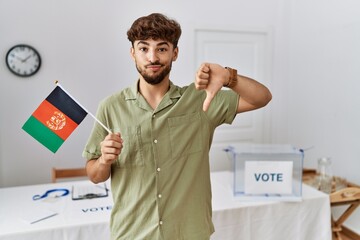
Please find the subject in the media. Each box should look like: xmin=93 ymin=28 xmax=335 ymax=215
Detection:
xmin=83 ymin=13 xmax=272 ymax=240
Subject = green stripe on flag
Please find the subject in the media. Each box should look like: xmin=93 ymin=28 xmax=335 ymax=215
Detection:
xmin=22 ymin=116 xmax=64 ymax=153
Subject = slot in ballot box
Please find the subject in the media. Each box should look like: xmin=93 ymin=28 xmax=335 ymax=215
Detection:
xmin=225 ymin=144 xmax=304 ymax=201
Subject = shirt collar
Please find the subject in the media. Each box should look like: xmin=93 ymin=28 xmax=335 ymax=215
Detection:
xmin=124 ymin=80 xmax=181 ymax=101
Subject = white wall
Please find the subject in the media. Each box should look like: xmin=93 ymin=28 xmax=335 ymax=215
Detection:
xmin=0 ymin=0 xmax=283 ymax=186
xmin=1 ymin=0 xmax=359 ymax=232
xmin=279 ymin=0 xmax=360 ymax=232
xmin=286 ymin=0 xmax=360 ymax=184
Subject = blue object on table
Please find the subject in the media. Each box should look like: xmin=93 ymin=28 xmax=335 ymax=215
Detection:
xmin=33 ymin=188 xmax=70 ymax=200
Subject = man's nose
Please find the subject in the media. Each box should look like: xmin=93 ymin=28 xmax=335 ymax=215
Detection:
xmin=147 ymin=50 xmax=159 ymax=63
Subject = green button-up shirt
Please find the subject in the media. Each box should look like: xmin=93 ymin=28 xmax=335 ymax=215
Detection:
xmin=83 ymin=81 xmax=238 ymax=240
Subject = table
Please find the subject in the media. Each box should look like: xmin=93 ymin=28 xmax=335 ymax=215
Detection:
xmin=0 ymin=180 xmax=113 ymax=240
xmin=211 ymin=171 xmax=332 ymax=240
xmin=303 ymin=169 xmax=360 ymax=239
xmin=331 ymin=187 xmax=360 ymax=240
xmin=0 ymin=171 xmax=332 ymax=240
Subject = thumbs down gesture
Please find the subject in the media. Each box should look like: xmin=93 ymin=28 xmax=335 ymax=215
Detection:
xmin=194 ymin=63 xmax=230 ymax=112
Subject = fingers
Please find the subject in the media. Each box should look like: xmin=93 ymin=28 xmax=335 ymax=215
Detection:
xmin=99 ymin=133 xmax=123 ymax=165
xmin=195 ymin=62 xmax=226 ymax=112
xmin=200 ymin=63 xmax=210 ymax=73
xmin=202 ymin=96 xmax=211 ymax=112
xmin=195 ymin=63 xmax=211 ymax=90
xmin=203 ymin=90 xmax=215 ymax=112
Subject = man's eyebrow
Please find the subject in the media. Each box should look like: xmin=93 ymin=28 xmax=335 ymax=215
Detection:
xmin=156 ymin=42 xmax=170 ymax=47
xmin=136 ymin=41 xmax=170 ymax=47
xmin=137 ymin=41 xmax=150 ymax=46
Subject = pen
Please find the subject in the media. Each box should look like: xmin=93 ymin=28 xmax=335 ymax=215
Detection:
xmin=30 ymin=213 xmax=58 ymax=224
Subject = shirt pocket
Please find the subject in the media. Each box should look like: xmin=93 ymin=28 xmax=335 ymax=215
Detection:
xmin=168 ymin=112 xmax=202 ymax=160
xmin=115 ymin=126 xmax=144 ymax=168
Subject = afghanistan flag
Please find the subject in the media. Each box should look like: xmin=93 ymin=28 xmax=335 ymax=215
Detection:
xmin=22 ymin=86 xmax=88 ymax=153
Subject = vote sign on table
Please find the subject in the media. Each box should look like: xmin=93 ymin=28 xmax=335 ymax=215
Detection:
xmin=244 ymin=161 xmax=293 ymax=194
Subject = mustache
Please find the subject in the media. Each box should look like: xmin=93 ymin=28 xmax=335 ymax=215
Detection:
xmin=146 ymin=61 xmax=163 ymax=67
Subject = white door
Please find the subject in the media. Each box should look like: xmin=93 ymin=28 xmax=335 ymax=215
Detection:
xmin=195 ymin=29 xmax=272 ymax=171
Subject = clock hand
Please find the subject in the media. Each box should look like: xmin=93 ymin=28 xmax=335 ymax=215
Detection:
xmin=15 ymin=55 xmax=24 ymax=62
xmin=22 ymin=55 xmax=32 ymax=62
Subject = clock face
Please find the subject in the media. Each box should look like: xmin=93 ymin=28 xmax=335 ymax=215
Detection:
xmin=6 ymin=44 xmax=41 ymax=77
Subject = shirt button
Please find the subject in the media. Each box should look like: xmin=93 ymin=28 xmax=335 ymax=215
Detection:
xmin=159 ymin=220 xmax=163 ymax=225
xmin=152 ymin=115 xmax=156 ymax=118
xmin=157 ymin=167 xmax=161 ymax=172
xmin=158 ymin=194 xmax=162 ymax=198
xmin=154 ymin=139 xmax=158 ymax=144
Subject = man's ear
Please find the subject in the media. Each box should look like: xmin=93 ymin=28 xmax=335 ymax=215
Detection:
xmin=172 ymin=47 xmax=179 ymax=61
xmin=130 ymin=47 xmax=135 ymax=60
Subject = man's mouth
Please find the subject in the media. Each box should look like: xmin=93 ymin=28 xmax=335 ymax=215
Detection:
xmin=146 ymin=65 xmax=162 ymax=71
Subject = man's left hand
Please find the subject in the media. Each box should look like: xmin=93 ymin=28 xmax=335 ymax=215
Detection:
xmin=195 ymin=63 xmax=229 ymax=111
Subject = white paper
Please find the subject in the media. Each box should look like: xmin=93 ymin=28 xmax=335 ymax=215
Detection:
xmin=244 ymin=161 xmax=293 ymax=194
xmin=72 ymin=182 xmax=108 ymax=200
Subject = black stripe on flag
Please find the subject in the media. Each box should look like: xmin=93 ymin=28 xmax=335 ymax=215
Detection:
xmin=46 ymin=86 xmax=87 ymax=124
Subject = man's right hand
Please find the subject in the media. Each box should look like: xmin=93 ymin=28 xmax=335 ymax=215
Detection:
xmin=86 ymin=132 xmax=123 ymax=184
xmin=99 ymin=132 xmax=123 ymax=166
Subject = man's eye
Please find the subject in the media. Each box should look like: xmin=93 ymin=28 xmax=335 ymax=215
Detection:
xmin=158 ymin=48 xmax=167 ymax=52
xmin=139 ymin=47 xmax=147 ymax=52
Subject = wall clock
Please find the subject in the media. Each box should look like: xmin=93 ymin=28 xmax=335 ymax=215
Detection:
xmin=5 ymin=44 xmax=41 ymax=77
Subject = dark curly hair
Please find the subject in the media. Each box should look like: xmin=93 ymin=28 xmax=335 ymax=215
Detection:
xmin=127 ymin=13 xmax=182 ymax=48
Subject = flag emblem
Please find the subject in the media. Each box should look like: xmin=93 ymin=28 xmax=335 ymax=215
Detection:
xmin=22 ymin=86 xmax=87 ymax=153
xmin=47 ymin=111 xmax=66 ymax=131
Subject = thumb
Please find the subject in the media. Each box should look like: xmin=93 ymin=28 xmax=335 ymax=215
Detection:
xmin=203 ymin=90 xmax=215 ymax=112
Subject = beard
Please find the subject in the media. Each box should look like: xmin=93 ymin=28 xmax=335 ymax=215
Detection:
xmin=136 ymin=61 xmax=172 ymax=85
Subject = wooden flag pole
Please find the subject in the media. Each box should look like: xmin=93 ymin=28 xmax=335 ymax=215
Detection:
xmin=54 ymin=80 xmax=112 ymax=134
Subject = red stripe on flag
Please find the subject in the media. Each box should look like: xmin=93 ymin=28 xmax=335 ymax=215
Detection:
xmin=32 ymin=100 xmax=79 ymax=140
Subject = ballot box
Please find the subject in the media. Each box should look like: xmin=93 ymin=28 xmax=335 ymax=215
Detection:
xmin=225 ymin=144 xmax=304 ymax=201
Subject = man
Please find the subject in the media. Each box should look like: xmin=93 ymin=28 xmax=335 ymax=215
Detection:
xmin=83 ymin=13 xmax=271 ymax=240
